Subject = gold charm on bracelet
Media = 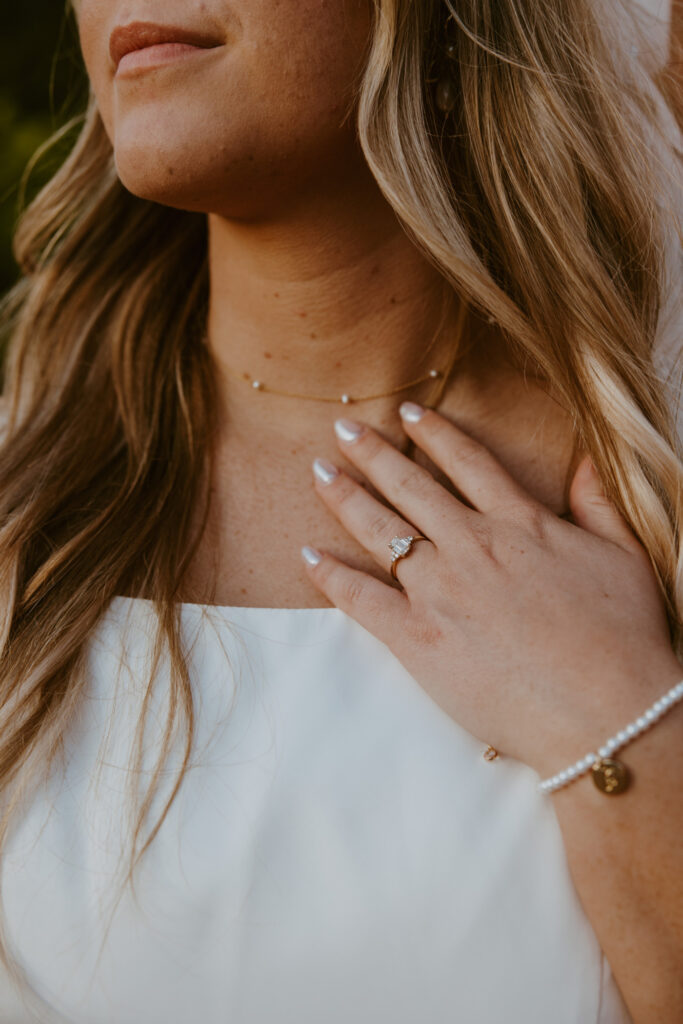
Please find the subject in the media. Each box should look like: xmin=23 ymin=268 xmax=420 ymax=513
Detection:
xmin=590 ymin=757 xmax=631 ymax=795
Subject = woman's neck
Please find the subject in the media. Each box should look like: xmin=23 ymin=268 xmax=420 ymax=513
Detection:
xmin=205 ymin=177 xmax=462 ymax=445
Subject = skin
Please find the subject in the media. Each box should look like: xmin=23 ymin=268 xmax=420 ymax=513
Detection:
xmin=75 ymin=1 xmax=683 ymax=1019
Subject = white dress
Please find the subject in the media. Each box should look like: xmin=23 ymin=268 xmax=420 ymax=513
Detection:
xmin=1 ymin=596 xmax=632 ymax=1024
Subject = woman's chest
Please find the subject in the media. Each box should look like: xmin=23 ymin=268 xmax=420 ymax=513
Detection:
xmin=183 ymin=372 xmax=580 ymax=608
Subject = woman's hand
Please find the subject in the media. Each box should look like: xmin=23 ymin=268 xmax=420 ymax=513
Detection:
xmin=301 ymin=402 xmax=680 ymax=780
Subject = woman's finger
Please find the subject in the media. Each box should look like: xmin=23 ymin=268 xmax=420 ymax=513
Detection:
xmin=312 ymin=457 xmax=437 ymax=582
xmin=568 ymin=455 xmax=645 ymax=555
xmin=398 ymin=403 xmax=539 ymax=516
xmin=332 ymin=417 xmax=474 ymax=537
xmin=301 ymin=545 xmax=409 ymax=640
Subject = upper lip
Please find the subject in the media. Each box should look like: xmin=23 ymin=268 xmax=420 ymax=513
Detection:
xmin=109 ymin=21 xmax=224 ymax=68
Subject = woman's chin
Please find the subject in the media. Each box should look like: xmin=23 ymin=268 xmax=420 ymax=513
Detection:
xmin=112 ymin=142 xmax=329 ymax=220
xmin=113 ymin=164 xmax=276 ymax=219
xmin=112 ymin=148 xmax=233 ymax=214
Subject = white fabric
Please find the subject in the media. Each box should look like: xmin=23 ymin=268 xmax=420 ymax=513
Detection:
xmin=1 ymin=597 xmax=632 ymax=1024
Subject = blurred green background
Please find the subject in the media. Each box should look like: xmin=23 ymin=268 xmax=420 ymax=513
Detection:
xmin=0 ymin=1 xmax=87 ymax=299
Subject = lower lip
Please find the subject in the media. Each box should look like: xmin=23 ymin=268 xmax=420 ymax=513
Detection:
xmin=116 ymin=42 xmax=221 ymax=76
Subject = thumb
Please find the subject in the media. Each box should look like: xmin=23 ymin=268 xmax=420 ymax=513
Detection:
xmin=568 ymin=455 xmax=640 ymax=551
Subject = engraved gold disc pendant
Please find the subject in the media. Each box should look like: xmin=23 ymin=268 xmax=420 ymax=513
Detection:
xmin=591 ymin=757 xmax=631 ymax=795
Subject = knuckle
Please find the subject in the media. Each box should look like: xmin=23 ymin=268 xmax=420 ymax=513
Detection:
xmin=357 ymin=431 xmax=385 ymax=465
xmin=454 ymin=441 xmax=484 ymax=466
xmin=367 ymin=509 xmax=396 ymax=543
xmin=312 ymin=556 xmax=336 ymax=587
xmin=588 ymin=494 xmax=615 ymax=515
xmin=405 ymin=616 xmax=444 ymax=648
xmin=339 ymin=574 xmax=370 ymax=608
xmin=444 ymin=438 xmax=484 ymax=475
xmin=334 ymin=478 xmax=360 ymax=508
xmin=397 ymin=465 xmax=430 ymax=495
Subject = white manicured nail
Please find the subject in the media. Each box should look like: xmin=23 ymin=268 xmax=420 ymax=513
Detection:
xmin=312 ymin=458 xmax=339 ymax=485
xmin=399 ymin=402 xmax=425 ymax=423
xmin=334 ymin=418 xmax=364 ymax=443
xmin=301 ymin=546 xmax=322 ymax=566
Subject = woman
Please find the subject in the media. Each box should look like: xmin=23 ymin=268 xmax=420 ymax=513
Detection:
xmin=0 ymin=1 xmax=681 ymax=1021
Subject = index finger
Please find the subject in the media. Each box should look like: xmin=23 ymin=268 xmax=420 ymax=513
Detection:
xmin=398 ymin=402 xmax=537 ymax=515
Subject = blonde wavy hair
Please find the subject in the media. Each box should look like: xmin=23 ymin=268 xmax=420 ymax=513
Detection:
xmin=0 ymin=0 xmax=681 ymax=932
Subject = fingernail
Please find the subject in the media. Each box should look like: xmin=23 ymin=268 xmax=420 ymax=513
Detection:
xmin=312 ymin=458 xmax=339 ymax=485
xmin=334 ymin=418 xmax=364 ymax=443
xmin=399 ymin=402 xmax=425 ymax=423
xmin=301 ymin=545 xmax=322 ymax=566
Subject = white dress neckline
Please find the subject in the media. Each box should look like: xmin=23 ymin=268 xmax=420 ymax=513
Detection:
xmin=114 ymin=593 xmax=342 ymax=614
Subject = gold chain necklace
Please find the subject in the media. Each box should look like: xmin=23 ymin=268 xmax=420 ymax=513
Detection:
xmin=220 ymin=301 xmax=469 ymax=407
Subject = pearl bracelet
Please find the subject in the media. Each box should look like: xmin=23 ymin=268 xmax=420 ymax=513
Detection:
xmin=537 ymin=678 xmax=683 ymax=796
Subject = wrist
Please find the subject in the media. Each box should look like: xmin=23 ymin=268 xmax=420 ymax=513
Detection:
xmin=539 ymin=648 xmax=683 ymax=798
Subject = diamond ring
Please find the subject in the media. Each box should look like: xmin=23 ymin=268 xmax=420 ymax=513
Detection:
xmin=388 ymin=534 xmax=430 ymax=582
